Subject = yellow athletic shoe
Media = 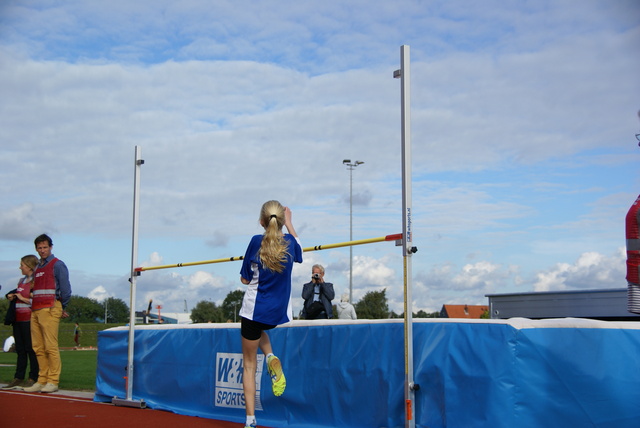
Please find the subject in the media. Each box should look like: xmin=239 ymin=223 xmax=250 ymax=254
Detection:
xmin=267 ymin=355 xmax=286 ymax=396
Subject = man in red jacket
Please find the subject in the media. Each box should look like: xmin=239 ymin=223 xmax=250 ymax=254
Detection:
xmin=23 ymin=234 xmax=71 ymax=394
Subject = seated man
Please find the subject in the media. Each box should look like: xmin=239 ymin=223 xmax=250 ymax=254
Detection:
xmin=301 ymin=264 xmax=335 ymax=319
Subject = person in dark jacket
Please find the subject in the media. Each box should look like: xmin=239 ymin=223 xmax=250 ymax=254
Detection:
xmin=301 ymin=264 xmax=335 ymax=319
xmin=2 ymin=255 xmax=40 ymax=390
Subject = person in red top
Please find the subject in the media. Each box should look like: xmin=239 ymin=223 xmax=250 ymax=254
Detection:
xmin=628 ymin=128 xmax=640 ymax=314
xmin=23 ymin=234 xmax=71 ymax=394
xmin=2 ymin=255 xmax=40 ymax=390
xmin=628 ymin=195 xmax=640 ymax=313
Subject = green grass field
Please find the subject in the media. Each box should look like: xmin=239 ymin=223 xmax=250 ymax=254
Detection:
xmin=0 ymin=322 xmax=125 ymax=391
xmin=0 ymin=349 xmax=98 ymax=391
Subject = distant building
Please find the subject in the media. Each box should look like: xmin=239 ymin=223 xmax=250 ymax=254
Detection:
xmin=440 ymin=304 xmax=488 ymax=319
xmin=486 ymin=288 xmax=640 ymax=321
xmin=134 ymin=311 xmax=192 ymax=324
xmin=147 ymin=312 xmax=192 ymax=324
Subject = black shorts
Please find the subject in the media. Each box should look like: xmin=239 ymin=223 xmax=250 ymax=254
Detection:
xmin=241 ymin=317 xmax=276 ymax=341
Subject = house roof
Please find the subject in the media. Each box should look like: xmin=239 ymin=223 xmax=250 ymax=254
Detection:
xmin=441 ymin=304 xmax=488 ymax=319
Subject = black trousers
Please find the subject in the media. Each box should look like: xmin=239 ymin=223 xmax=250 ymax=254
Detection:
xmin=13 ymin=321 xmax=39 ymax=380
xmin=306 ymin=310 xmax=328 ymax=320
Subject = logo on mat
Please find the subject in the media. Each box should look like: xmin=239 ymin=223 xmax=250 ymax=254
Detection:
xmin=214 ymin=352 xmax=264 ymax=410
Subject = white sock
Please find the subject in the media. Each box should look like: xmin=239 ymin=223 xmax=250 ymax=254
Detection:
xmin=246 ymin=415 xmax=256 ymax=426
xmin=266 ymin=352 xmax=274 ymax=359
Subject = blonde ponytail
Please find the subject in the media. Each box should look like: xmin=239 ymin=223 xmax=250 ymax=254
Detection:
xmin=258 ymin=200 xmax=289 ymax=273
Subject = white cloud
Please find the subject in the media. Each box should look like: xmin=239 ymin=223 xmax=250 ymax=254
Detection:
xmin=533 ymin=250 xmax=626 ymax=292
xmin=407 ymin=260 xmax=521 ymax=312
xmin=140 ymin=252 xmax=165 ymax=267
xmin=135 ymin=269 xmax=230 ymax=313
xmin=352 ymin=255 xmax=396 ymax=288
xmin=452 ymin=261 xmax=509 ymax=290
xmin=184 ymin=270 xmax=226 ymax=290
xmin=88 ymin=285 xmax=111 ymax=302
xmin=0 ymin=204 xmax=53 ymax=241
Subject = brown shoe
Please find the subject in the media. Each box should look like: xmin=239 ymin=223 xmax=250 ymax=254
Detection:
xmin=23 ymin=379 xmax=36 ymax=388
xmin=2 ymin=378 xmax=24 ymax=390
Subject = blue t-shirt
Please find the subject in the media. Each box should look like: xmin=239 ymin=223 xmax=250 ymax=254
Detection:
xmin=239 ymin=234 xmax=303 ymax=325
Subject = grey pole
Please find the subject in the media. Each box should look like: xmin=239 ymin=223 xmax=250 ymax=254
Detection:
xmin=343 ymin=159 xmax=364 ymax=302
xmin=112 ymin=146 xmax=146 ymax=409
xmin=395 ymin=45 xmax=417 ymax=428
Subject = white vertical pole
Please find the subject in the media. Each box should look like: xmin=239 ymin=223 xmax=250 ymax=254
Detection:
xmin=113 ymin=146 xmax=146 ymax=408
xmin=396 ymin=44 xmax=417 ymax=428
xmin=349 ymin=165 xmax=353 ymax=302
xmin=126 ymin=145 xmax=142 ymax=400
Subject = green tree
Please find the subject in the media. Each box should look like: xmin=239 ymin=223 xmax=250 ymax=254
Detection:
xmin=221 ymin=290 xmax=244 ymax=322
xmin=190 ymin=300 xmax=224 ymax=323
xmin=414 ymin=310 xmax=440 ymax=318
xmin=0 ymin=298 xmax=9 ymax=324
xmin=354 ymin=289 xmax=389 ymax=319
xmin=103 ymin=297 xmax=130 ymax=323
xmin=66 ymin=295 xmax=103 ymax=323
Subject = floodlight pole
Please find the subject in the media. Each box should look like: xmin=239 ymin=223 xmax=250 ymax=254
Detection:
xmin=112 ymin=146 xmax=146 ymax=409
xmin=395 ymin=45 xmax=418 ymax=428
xmin=342 ymin=159 xmax=364 ymax=302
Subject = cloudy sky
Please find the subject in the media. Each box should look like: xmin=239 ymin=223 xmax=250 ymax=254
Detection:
xmin=1 ymin=0 xmax=638 ymax=317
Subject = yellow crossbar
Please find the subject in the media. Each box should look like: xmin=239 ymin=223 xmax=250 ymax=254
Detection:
xmin=135 ymin=233 xmax=402 ymax=272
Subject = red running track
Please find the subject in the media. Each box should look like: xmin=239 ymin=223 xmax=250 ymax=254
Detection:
xmin=0 ymin=389 xmax=242 ymax=428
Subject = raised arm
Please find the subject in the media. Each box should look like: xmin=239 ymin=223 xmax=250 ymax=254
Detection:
xmin=283 ymin=206 xmax=297 ymax=238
